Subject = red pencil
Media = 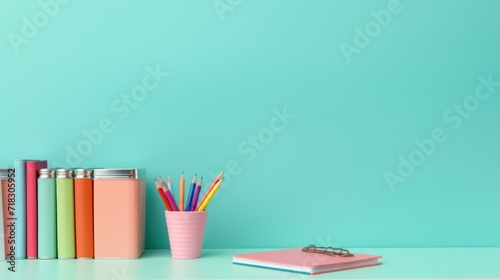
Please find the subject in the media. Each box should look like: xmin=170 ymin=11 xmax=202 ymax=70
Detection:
xmin=155 ymin=179 xmax=173 ymax=211
xmin=159 ymin=176 xmax=180 ymax=211
xmin=159 ymin=176 xmax=169 ymax=192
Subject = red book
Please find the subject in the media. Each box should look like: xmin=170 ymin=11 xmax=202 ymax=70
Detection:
xmin=26 ymin=160 xmax=48 ymax=259
xmin=233 ymin=248 xmax=382 ymax=275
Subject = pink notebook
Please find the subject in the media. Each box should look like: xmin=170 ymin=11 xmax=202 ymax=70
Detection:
xmin=233 ymin=248 xmax=382 ymax=275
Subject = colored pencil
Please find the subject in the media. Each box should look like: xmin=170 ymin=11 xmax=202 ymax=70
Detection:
xmin=180 ymin=172 xmax=185 ymax=211
xmin=196 ymin=171 xmax=223 ymax=211
xmin=155 ymin=180 xmax=173 ymax=211
xmin=167 ymin=176 xmax=174 ymax=197
xmin=190 ymin=178 xmax=203 ymax=211
xmin=185 ymin=175 xmax=197 ymax=212
xmin=197 ymin=178 xmax=223 ymax=211
xmin=159 ymin=176 xmax=168 ymax=193
xmin=159 ymin=178 xmax=179 ymax=211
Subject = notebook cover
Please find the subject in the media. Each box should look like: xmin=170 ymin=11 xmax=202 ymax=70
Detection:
xmin=233 ymin=248 xmax=382 ymax=275
xmin=26 ymin=160 xmax=48 ymax=259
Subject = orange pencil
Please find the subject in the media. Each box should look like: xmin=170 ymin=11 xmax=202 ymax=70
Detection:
xmin=195 ymin=171 xmax=223 ymax=211
xmin=155 ymin=180 xmax=173 ymax=211
xmin=179 ymin=172 xmax=185 ymax=211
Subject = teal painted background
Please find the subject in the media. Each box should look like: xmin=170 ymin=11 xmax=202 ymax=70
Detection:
xmin=1 ymin=0 xmax=499 ymax=249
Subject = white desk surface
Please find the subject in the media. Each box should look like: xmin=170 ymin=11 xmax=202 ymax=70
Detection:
xmin=2 ymin=248 xmax=500 ymax=279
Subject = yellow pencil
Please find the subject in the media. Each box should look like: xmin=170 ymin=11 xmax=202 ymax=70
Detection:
xmin=197 ymin=178 xmax=223 ymax=211
xmin=195 ymin=171 xmax=223 ymax=211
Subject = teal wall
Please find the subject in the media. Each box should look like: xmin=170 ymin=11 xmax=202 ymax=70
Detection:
xmin=1 ymin=0 xmax=500 ymax=249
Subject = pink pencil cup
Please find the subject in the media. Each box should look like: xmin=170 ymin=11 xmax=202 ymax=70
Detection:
xmin=165 ymin=211 xmax=208 ymax=259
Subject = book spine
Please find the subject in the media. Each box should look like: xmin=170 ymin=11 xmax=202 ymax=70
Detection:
xmin=26 ymin=165 xmax=36 ymax=259
xmin=1 ymin=173 xmax=7 ymax=260
xmin=26 ymin=161 xmax=47 ymax=259
xmin=13 ymin=160 xmax=26 ymax=259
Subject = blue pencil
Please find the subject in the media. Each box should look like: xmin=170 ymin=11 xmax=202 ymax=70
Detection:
xmin=185 ymin=175 xmax=197 ymax=211
xmin=190 ymin=178 xmax=203 ymax=211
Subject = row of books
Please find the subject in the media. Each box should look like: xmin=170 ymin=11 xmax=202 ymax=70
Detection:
xmin=1 ymin=160 xmax=146 ymax=260
xmin=1 ymin=160 xmax=48 ymax=260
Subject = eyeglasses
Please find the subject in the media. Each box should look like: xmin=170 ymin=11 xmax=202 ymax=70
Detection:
xmin=302 ymin=245 xmax=354 ymax=257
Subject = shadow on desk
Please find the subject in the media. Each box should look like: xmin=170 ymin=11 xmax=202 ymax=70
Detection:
xmin=143 ymin=249 xmax=229 ymax=259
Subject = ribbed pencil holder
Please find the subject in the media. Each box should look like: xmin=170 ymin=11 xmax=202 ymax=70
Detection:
xmin=165 ymin=211 xmax=208 ymax=259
